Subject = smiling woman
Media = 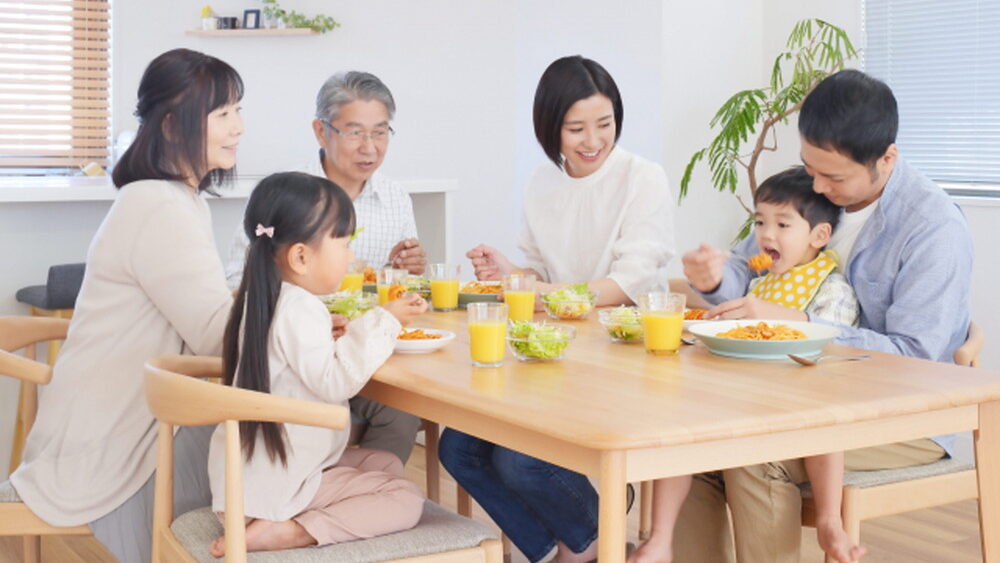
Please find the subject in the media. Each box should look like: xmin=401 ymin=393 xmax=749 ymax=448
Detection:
xmin=9 ymin=48 xmax=242 ymax=563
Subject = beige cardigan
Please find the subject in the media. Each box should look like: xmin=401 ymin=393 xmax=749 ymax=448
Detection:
xmin=11 ymin=180 xmax=233 ymax=526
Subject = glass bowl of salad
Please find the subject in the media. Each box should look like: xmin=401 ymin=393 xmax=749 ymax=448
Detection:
xmin=541 ymin=284 xmax=598 ymax=320
xmin=405 ymin=275 xmax=431 ymax=300
xmin=506 ymin=321 xmax=576 ymax=362
xmin=319 ymin=290 xmax=378 ymax=320
xmin=597 ymin=306 xmax=644 ymax=343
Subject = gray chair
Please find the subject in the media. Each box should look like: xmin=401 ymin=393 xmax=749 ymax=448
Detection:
xmin=15 ymin=262 xmax=85 ymax=316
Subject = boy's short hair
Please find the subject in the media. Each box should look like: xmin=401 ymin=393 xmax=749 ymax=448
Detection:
xmin=754 ymin=166 xmax=841 ymax=230
xmin=798 ymin=69 xmax=898 ymax=167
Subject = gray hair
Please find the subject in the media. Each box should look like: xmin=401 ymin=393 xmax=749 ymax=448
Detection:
xmin=315 ymin=71 xmax=396 ymax=123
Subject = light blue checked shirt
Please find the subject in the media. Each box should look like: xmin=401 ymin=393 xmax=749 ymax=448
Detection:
xmin=700 ymin=158 xmax=974 ymax=457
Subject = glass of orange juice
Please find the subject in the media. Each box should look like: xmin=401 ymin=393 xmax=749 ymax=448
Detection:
xmin=339 ymin=259 xmax=366 ymax=292
xmin=377 ymin=268 xmax=408 ymax=305
xmin=467 ymin=302 xmax=507 ymax=367
xmin=429 ymin=263 xmax=460 ymax=311
xmin=638 ymin=292 xmax=686 ymax=356
xmin=503 ymin=273 xmax=536 ymax=322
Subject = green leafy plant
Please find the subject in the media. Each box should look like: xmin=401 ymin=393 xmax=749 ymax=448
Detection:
xmin=260 ymin=0 xmax=340 ymax=33
xmin=679 ymin=19 xmax=858 ymax=241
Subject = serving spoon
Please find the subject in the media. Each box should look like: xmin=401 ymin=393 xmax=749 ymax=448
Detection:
xmin=788 ymin=353 xmax=871 ymax=366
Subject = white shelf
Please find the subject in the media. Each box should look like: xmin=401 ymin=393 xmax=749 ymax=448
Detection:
xmin=185 ymin=28 xmax=317 ymax=37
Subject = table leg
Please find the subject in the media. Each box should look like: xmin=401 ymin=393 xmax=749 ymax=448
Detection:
xmin=976 ymin=400 xmax=1000 ymax=561
xmin=598 ymin=450 xmax=626 ymax=563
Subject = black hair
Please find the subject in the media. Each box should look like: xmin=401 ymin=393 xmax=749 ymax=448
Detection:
xmin=798 ymin=69 xmax=898 ymax=167
xmin=223 ymin=172 xmax=356 ymax=466
xmin=533 ymin=55 xmax=624 ymax=169
xmin=755 ymin=166 xmax=841 ymax=230
xmin=112 ymin=48 xmax=244 ymax=194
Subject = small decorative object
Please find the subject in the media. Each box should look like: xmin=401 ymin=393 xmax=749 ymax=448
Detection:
xmin=79 ymin=162 xmax=106 ymax=177
xmin=260 ymin=0 xmax=339 ymax=33
xmin=242 ymin=9 xmax=260 ymax=29
xmin=200 ymin=4 xmax=216 ymax=30
xmin=216 ymin=16 xmax=239 ymax=29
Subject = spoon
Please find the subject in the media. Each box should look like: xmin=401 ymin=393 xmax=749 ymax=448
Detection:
xmin=788 ymin=353 xmax=871 ymax=366
xmin=681 ymin=336 xmax=696 ymax=346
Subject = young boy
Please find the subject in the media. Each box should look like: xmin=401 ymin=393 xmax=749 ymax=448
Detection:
xmin=629 ymin=166 xmax=865 ymax=563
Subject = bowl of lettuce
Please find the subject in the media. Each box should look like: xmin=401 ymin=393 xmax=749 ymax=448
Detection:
xmin=319 ymin=290 xmax=377 ymax=320
xmin=405 ymin=275 xmax=431 ymax=300
xmin=597 ymin=306 xmax=643 ymax=343
xmin=541 ymin=284 xmax=598 ymax=320
xmin=506 ymin=321 xmax=575 ymax=362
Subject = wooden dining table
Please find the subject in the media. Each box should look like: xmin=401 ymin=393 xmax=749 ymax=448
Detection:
xmin=360 ymin=308 xmax=1000 ymax=562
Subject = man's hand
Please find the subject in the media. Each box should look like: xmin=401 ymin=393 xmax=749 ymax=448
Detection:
xmin=682 ymin=243 xmax=730 ymax=293
xmin=331 ymin=314 xmax=349 ymax=339
xmin=389 ymin=238 xmax=427 ymax=275
xmin=705 ymin=295 xmax=808 ymax=321
xmin=466 ymin=244 xmax=514 ymax=281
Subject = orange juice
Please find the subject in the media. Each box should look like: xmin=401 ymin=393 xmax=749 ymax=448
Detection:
xmin=504 ymin=290 xmax=535 ymax=322
xmin=469 ymin=321 xmax=505 ymax=365
xmin=641 ymin=312 xmax=684 ymax=355
xmin=339 ymin=272 xmax=363 ymax=292
xmin=377 ymin=284 xmax=390 ymax=305
xmin=431 ymin=279 xmax=459 ymax=310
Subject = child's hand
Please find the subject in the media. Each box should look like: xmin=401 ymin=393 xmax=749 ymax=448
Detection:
xmin=382 ymin=293 xmax=427 ymax=326
xmin=683 ymin=243 xmax=730 ymax=293
xmin=705 ymin=295 xmax=808 ymax=321
xmin=330 ymin=314 xmax=349 ymax=340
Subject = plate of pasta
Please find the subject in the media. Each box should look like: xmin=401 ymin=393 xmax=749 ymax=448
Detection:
xmin=394 ymin=328 xmax=455 ymax=354
xmin=688 ymin=320 xmax=839 ymax=360
xmin=458 ymin=281 xmax=503 ymax=307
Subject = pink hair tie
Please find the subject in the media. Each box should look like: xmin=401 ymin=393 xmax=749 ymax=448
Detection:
xmin=255 ymin=224 xmax=275 ymax=238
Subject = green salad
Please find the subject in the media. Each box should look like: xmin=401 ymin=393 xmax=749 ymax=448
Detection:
xmin=405 ymin=275 xmax=431 ymax=299
xmin=507 ymin=321 xmax=573 ymax=360
xmin=600 ymin=306 xmax=643 ymax=342
xmin=320 ymin=290 xmax=376 ymax=320
xmin=541 ymin=283 xmax=597 ymax=320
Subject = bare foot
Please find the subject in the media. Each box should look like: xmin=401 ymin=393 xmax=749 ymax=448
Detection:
xmin=816 ymin=518 xmax=867 ymax=563
xmin=628 ymin=535 xmax=672 ymax=563
xmin=209 ymin=518 xmax=316 ymax=557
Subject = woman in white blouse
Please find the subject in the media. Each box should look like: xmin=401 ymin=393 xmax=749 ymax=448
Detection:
xmin=10 ymin=49 xmax=243 ymax=563
xmin=441 ymin=56 xmax=676 ymax=563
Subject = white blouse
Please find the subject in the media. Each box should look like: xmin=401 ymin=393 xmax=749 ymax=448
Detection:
xmin=208 ymin=282 xmax=401 ymax=521
xmin=518 ymin=146 xmax=676 ymax=301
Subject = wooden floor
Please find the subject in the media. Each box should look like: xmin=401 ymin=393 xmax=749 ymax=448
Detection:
xmin=0 ymin=444 xmax=984 ymax=562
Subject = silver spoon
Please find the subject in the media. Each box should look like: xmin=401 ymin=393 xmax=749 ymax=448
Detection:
xmin=788 ymin=353 xmax=871 ymax=366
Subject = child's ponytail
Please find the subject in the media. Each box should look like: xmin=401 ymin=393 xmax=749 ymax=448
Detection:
xmin=222 ymin=172 xmax=355 ymax=467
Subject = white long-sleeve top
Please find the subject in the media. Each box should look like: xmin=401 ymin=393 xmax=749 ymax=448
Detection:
xmin=518 ymin=146 xmax=676 ymax=301
xmin=12 ymin=180 xmax=233 ymax=526
xmin=208 ymin=282 xmax=401 ymax=521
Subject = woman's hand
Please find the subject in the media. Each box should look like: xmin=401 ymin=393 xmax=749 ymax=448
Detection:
xmin=389 ymin=238 xmax=427 ymax=275
xmin=705 ymin=295 xmax=807 ymax=322
xmin=382 ymin=293 xmax=428 ymax=327
xmin=466 ymin=244 xmax=514 ymax=281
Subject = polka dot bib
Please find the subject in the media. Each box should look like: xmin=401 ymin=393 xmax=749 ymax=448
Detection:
xmin=748 ymin=250 xmax=838 ymax=311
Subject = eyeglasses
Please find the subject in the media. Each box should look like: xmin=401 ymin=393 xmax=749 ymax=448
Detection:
xmin=320 ymin=119 xmax=394 ymax=144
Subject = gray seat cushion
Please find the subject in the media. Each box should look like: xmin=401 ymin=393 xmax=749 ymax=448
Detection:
xmin=0 ymin=480 xmax=21 ymax=502
xmin=171 ymin=500 xmax=496 ymax=563
xmin=801 ymin=456 xmax=975 ymax=496
xmin=15 ymin=262 xmax=85 ymax=310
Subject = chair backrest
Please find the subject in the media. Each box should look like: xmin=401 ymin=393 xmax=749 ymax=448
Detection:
xmin=954 ymin=321 xmax=983 ymax=367
xmin=0 ymin=316 xmax=69 ymax=356
xmin=144 ymin=355 xmax=350 ymax=563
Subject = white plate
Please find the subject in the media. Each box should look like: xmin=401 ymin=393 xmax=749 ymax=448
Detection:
xmin=688 ymin=320 xmax=840 ymax=360
xmin=394 ymin=328 xmax=455 ymax=354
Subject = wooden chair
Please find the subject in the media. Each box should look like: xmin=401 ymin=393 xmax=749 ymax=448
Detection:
xmin=801 ymin=321 xmax=984 ymax=562
xmin=145 ymin=354 xmax=502 ymax=563
xmin=0 ymin=317 xmax=92 ymax=563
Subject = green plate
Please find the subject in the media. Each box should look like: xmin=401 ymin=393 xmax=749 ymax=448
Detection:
xmin=458 ymin=292 xmax=502 ymax=308
xmin=688 ymin=320 xmax=840 ymax=360
xmin=363 ymin=283 xmax=376 ymax=294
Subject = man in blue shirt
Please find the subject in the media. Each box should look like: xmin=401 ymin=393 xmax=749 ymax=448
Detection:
xmin=673 ymin=70 xmax=974 ymax=563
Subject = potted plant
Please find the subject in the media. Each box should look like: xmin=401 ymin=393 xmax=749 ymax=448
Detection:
xmin=260 ymin=0 xmax=339 ymax=33
xmin=200 ymin=5 xmax=216 ymax=30
xmin=679 ymin=19 xmax=858 ymax=241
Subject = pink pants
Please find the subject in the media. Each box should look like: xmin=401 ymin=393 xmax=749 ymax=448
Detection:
xmin=292 ymin=448 xmax=424 ymax=546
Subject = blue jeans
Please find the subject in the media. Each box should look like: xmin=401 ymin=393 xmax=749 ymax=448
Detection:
xmin=439 ymin=428 xmax=598 ymax=562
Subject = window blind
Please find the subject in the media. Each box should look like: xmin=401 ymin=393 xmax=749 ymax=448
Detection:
xmin=865 ymin=0 xmax=1000 ymax=189
xmin=0 ymin=0 xmax=110 ymax=173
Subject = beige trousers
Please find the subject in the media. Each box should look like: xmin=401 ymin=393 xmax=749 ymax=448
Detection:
xmin=293 ymin=448 xmax=425 ymax=546
xmin=672 ymin=439 xmax=945 ymax=563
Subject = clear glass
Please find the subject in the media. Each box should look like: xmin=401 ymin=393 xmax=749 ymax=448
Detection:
xmin=339 ymin=258 xmax=366 ymax=292
xmin=503 ymin=273 xmax=537 ymax=322
xmin=637 ymin=292 xmax=687 ymax=356
xmin=376 ymin=268 xmax=408 ymax=305
xmin=467 ymin=302 xmax=507 ymax=367
xmin=429 ymin=263 xmax=461 ymax=311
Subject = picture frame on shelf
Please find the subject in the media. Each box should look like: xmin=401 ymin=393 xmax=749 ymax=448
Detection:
xmin=243 ymin=9 xmax=261 ymax=29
